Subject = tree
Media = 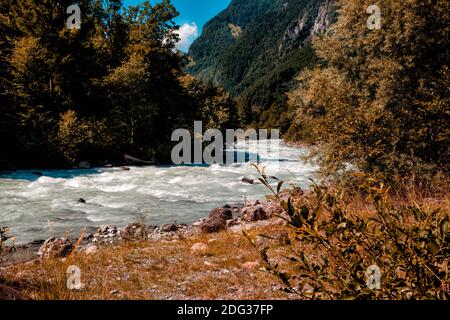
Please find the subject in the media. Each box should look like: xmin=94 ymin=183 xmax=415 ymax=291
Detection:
xmin=290 ymin=0 xmax=449 ymax=183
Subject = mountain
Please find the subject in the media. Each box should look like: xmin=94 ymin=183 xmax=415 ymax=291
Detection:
xmin=186 ymin=0 xmax=336 ymax=128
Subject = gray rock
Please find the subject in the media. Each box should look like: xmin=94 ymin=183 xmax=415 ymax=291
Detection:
xmin=37 ymin=237 xmax=73 ymax=258
xmin=161 ymin=223 xmax=179 ymax=233
xmin=241 ymin=177 xmax=255 ymax=184
xmin=199 ymin=216 xmax=227 ymax=233
xmin=209 ymin=208 xmax=233 ymax=221
xmin=85 ymin=244 xmax=98 ymax=255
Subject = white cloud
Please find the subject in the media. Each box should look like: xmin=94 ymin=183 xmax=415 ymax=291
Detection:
xmin=175 ymin=22 xmax=199 ymax=52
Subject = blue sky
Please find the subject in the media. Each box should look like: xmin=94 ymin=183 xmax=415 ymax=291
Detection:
xmin=124 ymin=0 xmax=231 ymax=51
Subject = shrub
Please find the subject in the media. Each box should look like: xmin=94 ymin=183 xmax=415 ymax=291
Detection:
xmin=246 ymin=168 xmax=449 ymax=299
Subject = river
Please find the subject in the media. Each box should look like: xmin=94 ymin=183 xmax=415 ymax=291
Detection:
xmin=0 ymin=140 xmax=319 ymax=243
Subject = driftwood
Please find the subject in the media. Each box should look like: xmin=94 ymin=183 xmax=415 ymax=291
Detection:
xmin=123 ymin=154 xmax=153 ymax=165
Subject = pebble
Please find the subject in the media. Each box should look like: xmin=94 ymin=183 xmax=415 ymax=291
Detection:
xmin=191 ymin=243 xmax=209 ymax=254
xmin=85 ymin=244 xmax=98 ymax=255
xmin=242 ymin=261 xmax=260 ymax=270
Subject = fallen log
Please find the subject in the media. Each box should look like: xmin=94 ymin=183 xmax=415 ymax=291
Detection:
xmin=123 ymin=154 xmax=153 ymax=165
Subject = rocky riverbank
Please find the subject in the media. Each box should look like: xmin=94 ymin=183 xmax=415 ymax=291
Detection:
xmin=0 ymin=196 xmax=288 ymax=267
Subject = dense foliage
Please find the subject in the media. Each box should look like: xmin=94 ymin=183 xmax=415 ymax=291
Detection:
xmin=0 ymin=0 xmax=237 ymax=169
xmin=248 ymin=168 xmax=449 ymax=300
xmin=289 ymin=0 xmax=449 ymax=183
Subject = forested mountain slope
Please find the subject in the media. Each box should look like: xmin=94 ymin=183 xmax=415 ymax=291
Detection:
xmin=187 ymin=0 xmax=336 ymax=126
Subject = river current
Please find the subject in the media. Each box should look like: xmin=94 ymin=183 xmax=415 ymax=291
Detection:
xmin=0 ymin=140 xmax=318 ymax=243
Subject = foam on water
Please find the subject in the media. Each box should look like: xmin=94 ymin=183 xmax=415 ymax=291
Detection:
xmin=0 ymin=140 xmax=319 ymax=243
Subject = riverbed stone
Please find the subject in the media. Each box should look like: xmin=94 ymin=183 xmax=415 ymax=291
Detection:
xmin=120 ymin=223 xmax=146 ymax=240
xmin=241 ymin=200 xmax=283 ymax=222
xmin=37 ymin=237 xmax=73 ymax=259
xmin=84 ymin=244 xmax=98 ymax=255
xmin=191 ymin=243 xmax=209 ymax=254
xmin=241 ymin=177 xmax=255 ymax=184
xmin=161 ymin=223 xmax=179 ymax=233
xmin=199 ymin=216 xmax=227 ymax=233
xmin=209 ymin=208 xmax=233 ymax=221
xmin=242 ymin=206 xmax=269 ymax=221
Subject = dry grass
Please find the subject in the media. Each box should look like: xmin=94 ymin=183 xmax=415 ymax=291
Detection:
xmin=1 ymin=222 xmax=295 ymax=300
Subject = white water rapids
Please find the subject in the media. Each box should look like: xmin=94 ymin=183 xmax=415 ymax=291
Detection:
xmin=0 ymin=140 xmax=319 ymax=243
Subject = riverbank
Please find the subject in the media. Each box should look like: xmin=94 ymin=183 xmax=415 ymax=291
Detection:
xmin=0 ymin=196 xmax=295 ymax=300
xmin=1 ymin=181 xmax=448 ymax=300
xmin=0 ymin=195 xmax=285 ymax=267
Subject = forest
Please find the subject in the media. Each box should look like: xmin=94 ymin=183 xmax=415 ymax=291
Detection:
xmin=0 ymin=0 xmax=238 ymax=169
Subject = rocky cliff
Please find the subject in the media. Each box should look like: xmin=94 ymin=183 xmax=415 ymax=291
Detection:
xmin=186 ymin=0 xmax=336 ymax=123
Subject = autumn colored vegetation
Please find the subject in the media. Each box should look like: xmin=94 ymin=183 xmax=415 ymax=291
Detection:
xmin=0 ymin=0 xmax=238 ymax=169
xmin=288 ymin=0 xmax=449 ymax=186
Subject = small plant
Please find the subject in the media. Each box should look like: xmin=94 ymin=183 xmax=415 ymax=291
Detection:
xmin=246 ymin=167 xmax=449 ymax=300
xmin=0 ymin=226 xmax=14 ymax=252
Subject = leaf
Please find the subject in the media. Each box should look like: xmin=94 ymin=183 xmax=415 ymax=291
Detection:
xmin=277 ymin=181 xmax=284 ymax=195
xmin=440 ymin=218 xmax=448 ymax=242
xmin=300 ymin=205 xmax=309 ymax=221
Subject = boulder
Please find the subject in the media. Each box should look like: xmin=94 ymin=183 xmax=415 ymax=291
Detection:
xmin=241 ymin=200 xmax=283 ymax=221
xmin=161 ymin=223 xmax=179 ymax=233
xmin=226 ymin=219 xmax=240 ymax=228
xmin=209 ymin=208 xmax=233 ymax=221
xmin=262 ymin=200 xmax=284 ymax=217
xmin=199 ymin=216 xmax=227 ymax=233
xmin=120 ymin=223 xmax=146 ymax=240
xmin=37 ymin=237 xmax=73 ymax=259
xmin=241 ymin=177 xmax=255 ymax=185
xmin=242 ymin=206 xmax=269 ymax=221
